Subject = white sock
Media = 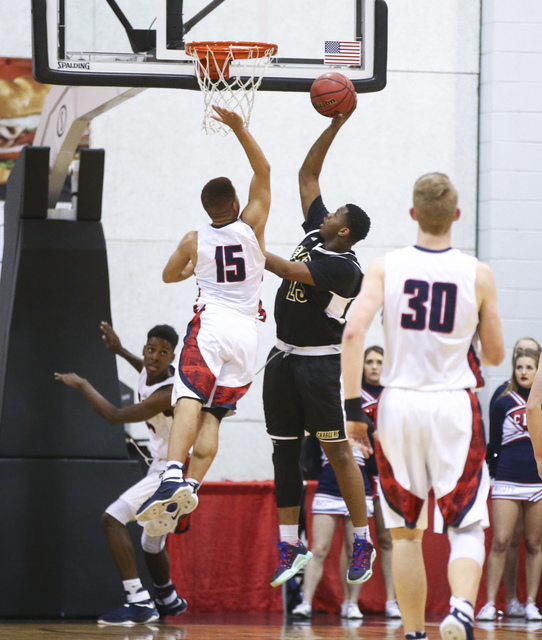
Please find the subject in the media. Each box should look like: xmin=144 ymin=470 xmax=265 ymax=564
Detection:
xmin=185 ymin=477 xmax=200 ymax=489
xmin=123 ymin=578 xmax=150 ymax=603
xmin=163 ymin=461 xmax=184 ymax=482
xmin=353 ymin=525 xmax=371 ymax=542
xmin=450 ymin=596 xmax=474 ymax=622
xmin=279 ymin=524 xmax=299 ymax=545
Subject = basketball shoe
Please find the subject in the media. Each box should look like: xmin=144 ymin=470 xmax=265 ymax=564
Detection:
xmin=476 ymin=602 xmax=496 ymax=622
xmin=98 ymin=599 xmax=160 ymax=626
xmin=440 ymin=607 xmax=474 ymax=640
xmin=505 ymin=598 xmax=525 ymax=618
xmin=154 ymin=584 xmax=188 ymax=618
xmin=291 ymin=601 xmax=312 ymax=619
xmin=270 ymin=540 xmax=313 ymax=587
xmin=137 ymin=467 xmax=199 ymax=522
xmin=347 ymin=533 xmax=376 ymax=584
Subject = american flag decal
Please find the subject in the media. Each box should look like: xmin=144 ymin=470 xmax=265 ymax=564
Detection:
xmin=324 ymin=40 xmax=362 ymax=66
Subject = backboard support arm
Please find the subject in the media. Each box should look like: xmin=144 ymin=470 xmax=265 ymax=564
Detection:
xmin=33 ymin=85 xmax=146 ymax=210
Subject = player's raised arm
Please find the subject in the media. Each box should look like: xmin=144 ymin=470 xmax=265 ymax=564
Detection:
xmin=475 ymin=261 xmax=505 ymax=367
xmin=210 ymin=106 xmax=270 ymax=248
xmin=100 ymin=321 xmax=143 ymax=372
xmin=299 ymin=107 xmax=355 ymax=219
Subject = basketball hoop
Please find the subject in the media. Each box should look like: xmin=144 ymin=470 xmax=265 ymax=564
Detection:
xmin=185 ymin=41 xmax=278 ymax=135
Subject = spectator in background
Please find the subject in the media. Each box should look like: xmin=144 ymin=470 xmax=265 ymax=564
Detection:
xmin=292 ymin=430 xmax=374 ymax=621
xmin=478 ymin=348 xmax=542 ymax=622
xmin=481 ymin=337 xmax=541 ymax=620
xmin=361 ymin=345 xmax=401 ymax=620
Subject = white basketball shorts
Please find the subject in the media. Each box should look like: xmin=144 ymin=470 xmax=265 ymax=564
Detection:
xmin=105 ymin=458 xmax=167 ymax=524
xmin=375 ymin=387 xmax=490 ymax=533
xmin=173 ymin=304 xmax=258 ymax=409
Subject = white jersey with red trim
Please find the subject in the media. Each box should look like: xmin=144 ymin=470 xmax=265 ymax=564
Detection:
xmin=137 ymin=367 xmax=175 ymax=461
xmin=194 ymin=218 xmax=265 ymax=318
xmin=380 ymin=246 xmax=479 ymax=391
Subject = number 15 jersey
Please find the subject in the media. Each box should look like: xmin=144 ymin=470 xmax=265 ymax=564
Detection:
xmin=194 ymin=218 xmax=265 ymax=318
xmin=380 ymin=246 xmax=479 ymax=391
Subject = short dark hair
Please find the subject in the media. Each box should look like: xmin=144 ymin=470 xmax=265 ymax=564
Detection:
xmin=344 ymin=204 xmax=371 ymax=245
xmin=147 ymin=325 xmax=179 ymax=350
xmin=201 ymin=177 xmax=236 ymax=215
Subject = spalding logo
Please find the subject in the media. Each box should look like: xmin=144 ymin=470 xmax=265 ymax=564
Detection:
xmin=313 ymin=98 xmax=337 ymax=108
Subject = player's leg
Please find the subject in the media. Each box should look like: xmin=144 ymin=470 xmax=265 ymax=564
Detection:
xmin=522 ymin=500 xmax=542 ymax=620
xmin=98 ymin=497 xmax=159 ymax=625
xmin=264 ymin=348 xmax=312 ymax=587
xmin=431 ymin=391 xmax=491 ymax=638
xmin=320 ymin=439 xmax=375 ymax=584
xmin=373 ymin=494 xmax=400 ymax=618
xmin=292 ymin=513 xmax=339 ymax=618
xmin=141 ymin=533 xmax=187 ymax=618
xmin=503 ymin=517 xmax=524 ymax=617
xmin=188 ymin=408 xmax=223 ymax=483
xmin=341 ymin=517 xmax=363 ymax=619
xmin=136 ymin=397 xmax=204 ymax=522
xmin=391 ymin=527 xmax=426 ymax=634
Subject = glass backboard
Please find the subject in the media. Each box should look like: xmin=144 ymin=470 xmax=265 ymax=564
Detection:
xmin=32 ymin=0 xmax=387 ymax=92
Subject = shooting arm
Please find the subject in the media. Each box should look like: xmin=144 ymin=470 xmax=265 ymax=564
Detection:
xmin=299 ymin=111 xmax=354 ymax=219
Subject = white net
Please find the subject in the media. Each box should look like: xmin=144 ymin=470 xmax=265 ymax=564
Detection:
xmin=186 ymin=42 xmax=277 ymax=135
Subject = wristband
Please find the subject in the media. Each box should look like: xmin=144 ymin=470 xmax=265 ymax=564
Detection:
xmin=344 ymin=397 xmax=364 ymax=422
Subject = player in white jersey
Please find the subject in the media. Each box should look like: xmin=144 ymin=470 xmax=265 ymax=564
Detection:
xmin=55 ymin=323 xmax=189 ymax=625
xmin=137 ymin=106 xmax=270 ymax=527
xmin=341 ymin=173 xmax=505 ymax=640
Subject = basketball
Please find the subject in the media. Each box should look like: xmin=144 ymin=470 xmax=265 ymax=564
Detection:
xmin=310 ymin=72 xmax=357 ymax=117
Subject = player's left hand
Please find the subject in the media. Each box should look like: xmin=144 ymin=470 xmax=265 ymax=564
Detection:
xmin=346 ymin=420 xmax=373 ymax=458
xmin=54 ymin=372 xmax=84 ymax=388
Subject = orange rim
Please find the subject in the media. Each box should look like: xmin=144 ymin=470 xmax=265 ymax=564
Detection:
xmin=185 ymin=41 xmax=278 ymax=80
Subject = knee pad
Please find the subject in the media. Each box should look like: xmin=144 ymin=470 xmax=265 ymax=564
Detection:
xmin=271 ymin=437 xmax=304 ymax=508
xmin=141 ymin=531 xmax=167 ymax=554
xmin=448 ymin=522 xmax=485 ymax=567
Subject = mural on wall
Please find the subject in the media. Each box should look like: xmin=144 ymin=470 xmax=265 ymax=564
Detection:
xmin=0 ymin=57 xmax=51 ymax=200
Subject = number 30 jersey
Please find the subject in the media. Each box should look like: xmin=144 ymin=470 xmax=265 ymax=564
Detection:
xmin=194 ymin=218 xmax=265 ymax=318
xmin=380 ymin=245 xmax=479 ymax=391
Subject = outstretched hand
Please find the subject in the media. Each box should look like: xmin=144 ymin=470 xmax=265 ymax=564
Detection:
xmin=54 ymin=372 xmax=85 ymax=388
xmin=346 ymin=419 xmax=373 ymax=458
xmin=100 ymin=321 xmax=122 ymax=354
xmin=210 ymin=105 xmax=244 ymax=132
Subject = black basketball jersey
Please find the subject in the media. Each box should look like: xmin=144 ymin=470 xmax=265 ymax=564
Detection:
xmin=273 ymin=196 xmax=363 ymax=348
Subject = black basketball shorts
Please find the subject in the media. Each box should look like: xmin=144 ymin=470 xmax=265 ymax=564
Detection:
xmin=263 ymin=347 xmax=347 ymax=442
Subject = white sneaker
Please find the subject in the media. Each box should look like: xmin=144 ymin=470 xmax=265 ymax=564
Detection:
xmin=525 ymin=600 xmax=542 ymax=622
xmin=385 ymin=599 xmax=401 ymax=619
xmin=345 ymin=602 xmax=363 ymax=620
xmin=476 ymin=602 xmax=496 ymax=622
xmin=292 ymin=601 xmax=312 ymax=619
xmin=340 ymin=602 xmax=350 ymax=618
xmin=506 ymin=597 xmax=525 ymax=618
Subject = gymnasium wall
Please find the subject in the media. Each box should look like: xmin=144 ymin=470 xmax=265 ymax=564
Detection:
xmin=2 ymin=2 xmax=540 ymax=481
xmin=477 ymin=2 xmax=542 ymax=410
